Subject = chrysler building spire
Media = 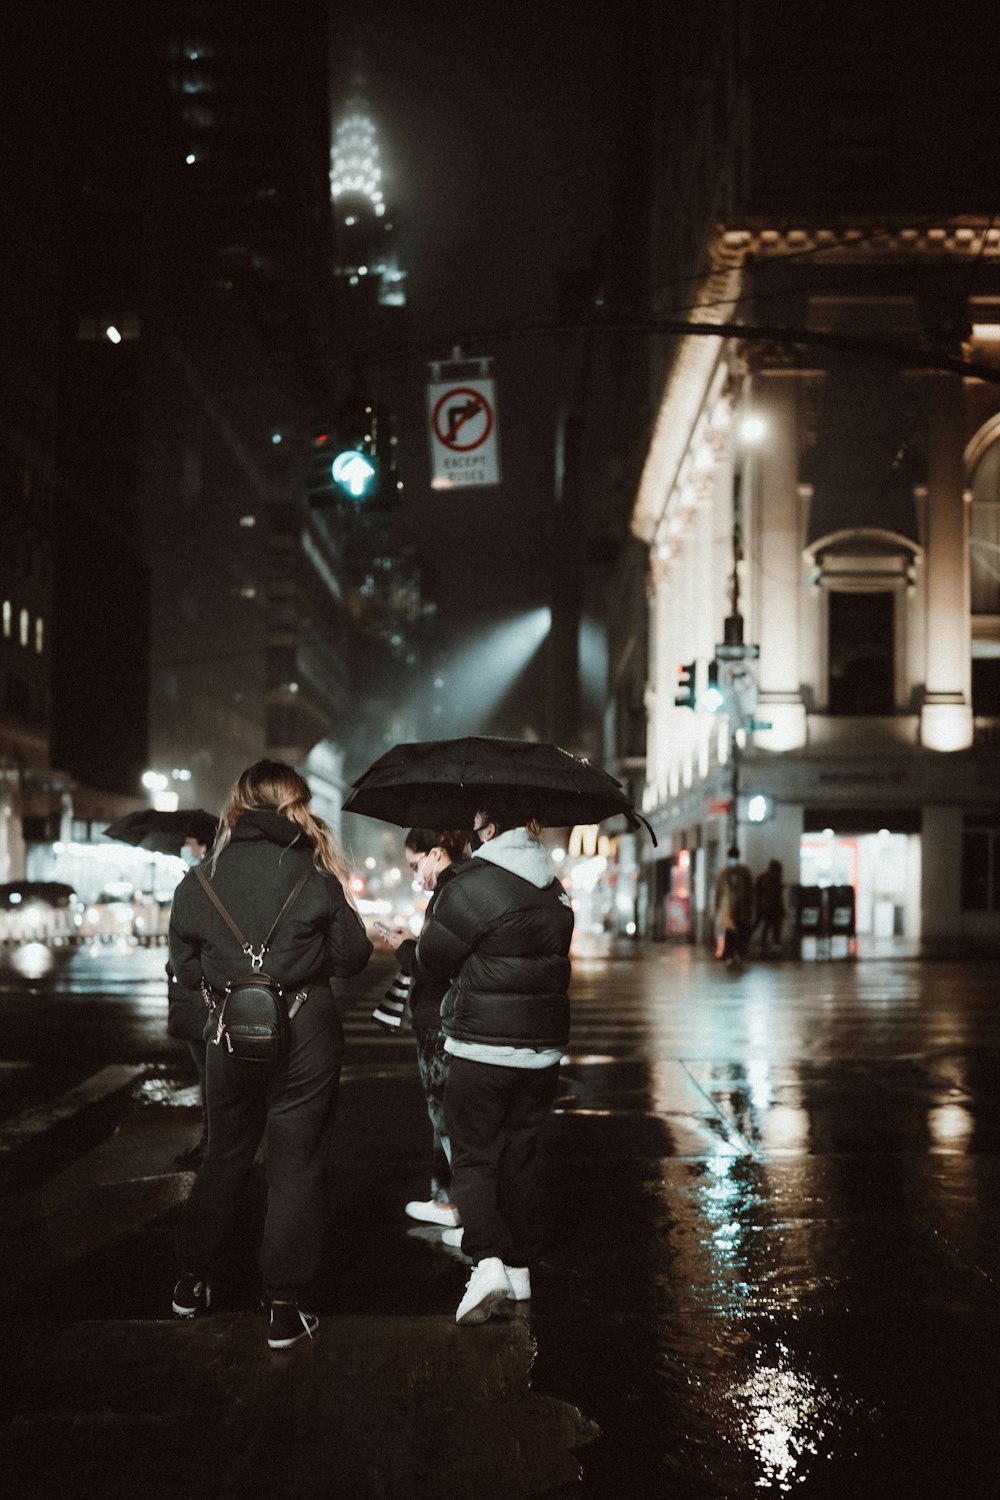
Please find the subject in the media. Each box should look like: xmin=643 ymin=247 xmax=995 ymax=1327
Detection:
xmin=330 ymin=70 xmax=385 ymax=218
xmin=330 ymin=66 xmax=405 ymax=310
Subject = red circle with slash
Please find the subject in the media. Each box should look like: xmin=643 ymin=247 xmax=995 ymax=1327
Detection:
xmin=432 ymin=387 xmax=495 ymax=451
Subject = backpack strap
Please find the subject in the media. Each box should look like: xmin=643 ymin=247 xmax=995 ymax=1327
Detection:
xmin=194 ymin=865 xmax=249 ymax=949
xmin=194 ymin=865 xmax=311 ymax=970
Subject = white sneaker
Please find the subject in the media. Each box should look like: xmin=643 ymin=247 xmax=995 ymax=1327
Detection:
xmin=504 ymin=1265 xmax=531 ymax=1301
xmin=405 ymin=1199 xmax=461 ymax=1228
xmin=455 ymin=1257 xmax=512 ymax=1325
xmin=441 ymin=1227 xmax=464 ymax=1248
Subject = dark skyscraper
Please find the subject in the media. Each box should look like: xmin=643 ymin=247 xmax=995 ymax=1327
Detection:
xmin=50 ymin=0 xmax=356 ymax=826
xmin=324 ymin=67 xmax=428 ymax=774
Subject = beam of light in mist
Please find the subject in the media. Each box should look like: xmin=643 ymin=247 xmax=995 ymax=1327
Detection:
xmin=428 ymin=607 xmax=552 ymax=736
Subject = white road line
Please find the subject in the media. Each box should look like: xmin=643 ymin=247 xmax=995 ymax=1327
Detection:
xmin=0 ymin=1064 xmax=145 ymax=1154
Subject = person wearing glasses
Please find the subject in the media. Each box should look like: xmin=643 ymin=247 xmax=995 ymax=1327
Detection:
xmin=382 ymin=827 xmax=469 ymax=1229
xmin=413 ymin=799 xmax=573 ymax=1325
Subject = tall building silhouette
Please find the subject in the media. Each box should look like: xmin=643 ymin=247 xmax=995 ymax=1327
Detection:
xmin=330 ymin=70 xmax=407 ymax=343
xmin=0 ymin=0 xmax=376 ymax=893
xmin=325 ymin=67 xmax=427 ymax=777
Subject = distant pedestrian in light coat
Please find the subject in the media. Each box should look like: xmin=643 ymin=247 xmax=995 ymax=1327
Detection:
xmin=414 ymin=799 xmax=573 ymax=1325
xmin=168 ymin=759 xmax=372 ymax=1350
xmin=714 ymin=846 xmax=754 ymax=965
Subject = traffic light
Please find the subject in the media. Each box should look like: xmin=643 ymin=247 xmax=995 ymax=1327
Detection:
xmin=307 ymin=427 xmax=336 ymax=501
xmin=332 ymin=448 xmax=377 ymax=498
xmin=309 ymin=400 xmax=399 ymax=509
xmin=675 ymin=661 xmax=697 ymax=709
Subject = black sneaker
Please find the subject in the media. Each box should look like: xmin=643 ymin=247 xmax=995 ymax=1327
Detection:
xmin=172 ymin=1273 xmax=210 ymax=1318
xmin=267 ymin=1303 xmax=318 ymax=1349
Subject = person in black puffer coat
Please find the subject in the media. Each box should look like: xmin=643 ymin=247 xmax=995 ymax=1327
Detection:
xmin=168 ymin=760 xmax=372 ymax=1350
xmin=414 ymin=798 xmax=574 ymax=1326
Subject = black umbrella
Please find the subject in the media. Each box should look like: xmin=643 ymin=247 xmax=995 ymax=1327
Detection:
xmin=102 ymin=808 xmax=219 ymax=858
xmin=343 ymin=736 xmax=656 ymax=843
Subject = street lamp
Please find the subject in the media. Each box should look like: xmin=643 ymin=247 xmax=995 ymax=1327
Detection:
xmin=723 ymin=410 xmax=766 ymax=849
xmin=141 ymin=769 xmax=178 ymax=812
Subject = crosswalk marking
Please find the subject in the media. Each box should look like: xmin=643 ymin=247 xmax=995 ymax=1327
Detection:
xmin=0 ymin=1064 xmax=145 ymax=1154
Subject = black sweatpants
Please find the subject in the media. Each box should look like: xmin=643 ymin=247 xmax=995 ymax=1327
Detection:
xmin=413 ymin=1023 xmax=453 ymax=1194
xmin=443 ymin=1055 xmax=560 ymax=1268
xmin=176 ymin=984 xmax=343 ymax=1299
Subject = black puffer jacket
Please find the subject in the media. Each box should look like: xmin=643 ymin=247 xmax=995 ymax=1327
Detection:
xmin=169 ymin=810 xmax=372 ymax=995
xmin=415 ymin=839 xmax=573 ymax=1049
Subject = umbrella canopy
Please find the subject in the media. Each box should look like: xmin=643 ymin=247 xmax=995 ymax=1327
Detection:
xmin=102 ymin=808 xmax=219 ymax=858
xmin=343 ymin=736 xmax=655 ymax=843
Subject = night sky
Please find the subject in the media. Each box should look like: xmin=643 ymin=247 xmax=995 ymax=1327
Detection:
xmin=333 ymin=7 xmax=626 ymax=626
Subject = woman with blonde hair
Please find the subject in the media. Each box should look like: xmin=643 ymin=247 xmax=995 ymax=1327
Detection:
xmin=168 ymin=759 xmax=372 ymax=1349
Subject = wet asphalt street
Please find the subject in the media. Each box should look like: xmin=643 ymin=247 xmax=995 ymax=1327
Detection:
xmin=1 ymin=938 xmax=999 ymax=1497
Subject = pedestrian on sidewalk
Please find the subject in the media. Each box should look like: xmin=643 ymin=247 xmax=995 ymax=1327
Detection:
xmin=168 ymin=830 xmax=214 ymax=1170
xmin=753 ymin=858 xmax=786 ymax=955
xmin=715 ymin=846 xmax=754 ymax=965
xmin=414 ymin=799 xmax=574 ymax=1325
xmin=381 ymin=827 xmax=469 ymax=1230
xmin=168 ymin=759 xmax=372 ymax=1349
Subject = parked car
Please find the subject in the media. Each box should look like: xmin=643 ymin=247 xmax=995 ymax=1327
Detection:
xmin=0 ymin=882 xmax=84 ymax=944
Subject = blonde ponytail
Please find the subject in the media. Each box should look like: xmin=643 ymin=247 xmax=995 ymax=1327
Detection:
xmin=212 ymin=759 xmax=358 ymax=907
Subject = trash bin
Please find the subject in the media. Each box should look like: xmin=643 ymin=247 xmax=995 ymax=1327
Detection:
xmin=828 ymin=885 xmax=856 ymax=958
xmin=792 ymin=885 xmax=825 ymax=960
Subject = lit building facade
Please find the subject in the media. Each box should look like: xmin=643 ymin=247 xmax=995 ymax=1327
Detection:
xmin=619 ymin=3 xmax=1000 ymax=949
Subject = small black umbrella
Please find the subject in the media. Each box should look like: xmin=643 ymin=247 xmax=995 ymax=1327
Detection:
xmin=343 ymin=736 xmax=655 ymax=843
xmin=102 ymin=808 xmax=219 ymax=858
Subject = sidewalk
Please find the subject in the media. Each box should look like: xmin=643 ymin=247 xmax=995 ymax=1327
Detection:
xmin=4 ymin=1311 xmax=596 ymax=1500
xmin=3 ymin=948 xmax=1000 ymax=1497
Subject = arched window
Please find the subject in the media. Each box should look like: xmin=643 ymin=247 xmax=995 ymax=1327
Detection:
xmin=970 ymin=442 xmax=1000 ymax=615
xmin=806 ymin=529 xmax=919 ymax=717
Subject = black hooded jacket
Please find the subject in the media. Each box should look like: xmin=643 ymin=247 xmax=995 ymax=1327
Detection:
xmin=168 ymin=810 xmax=372 ymax=995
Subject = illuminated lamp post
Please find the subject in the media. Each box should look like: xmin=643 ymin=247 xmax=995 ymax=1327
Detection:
xmin=722 ymin=412 xmax=766 ymax=853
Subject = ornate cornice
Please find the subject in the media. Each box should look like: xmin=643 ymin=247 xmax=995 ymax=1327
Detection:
xmin=631 ymin=217 xmax=1000 ymax=550
xmin=721 ymin=219 xmax=1000 ymax=262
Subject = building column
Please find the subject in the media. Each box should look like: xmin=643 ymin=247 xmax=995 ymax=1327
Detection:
xmin=751 ymin=375 xmax=807 ymax=751
xmin=921 ymin=376 xmax=973 ymax=751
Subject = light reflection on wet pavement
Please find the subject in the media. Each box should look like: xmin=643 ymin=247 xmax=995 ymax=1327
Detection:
xmin=2 ymin=940 xmax=999 ymax=1496
xmin=523 ymin=944 xmax=1000 ymax=1496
